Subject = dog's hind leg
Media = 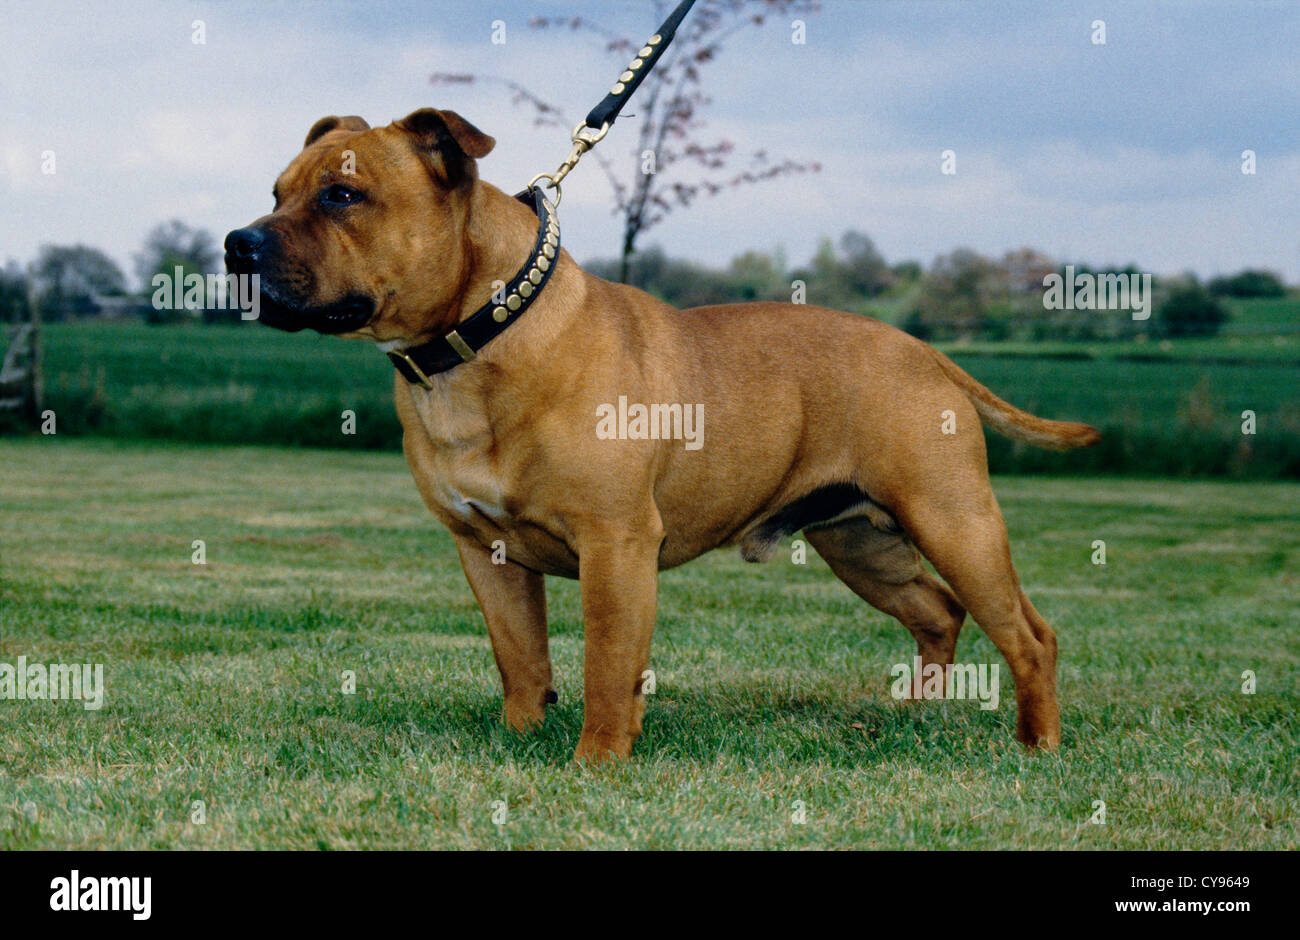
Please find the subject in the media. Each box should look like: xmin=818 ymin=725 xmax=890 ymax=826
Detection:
xmin=892 ymin=487 xmax=1061 ymax=750
xmin=454 ymin=534 xmax=555 ymax=732
xmin=806 ymin=519 xmax=966 ymax=678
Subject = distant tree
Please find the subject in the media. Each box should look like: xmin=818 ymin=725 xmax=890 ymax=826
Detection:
xmin=31 ymin=245 xmax=128 ymax=320
xmin=1001 ymin=248 xmax=1055 ymax=339
xmin=1029 ymin=259 xmax=1146 ymax=342
xmin=1157 ymin=282 xmax=1229 ymax=338
xmin=1207 ymin=269 xmax=1287 ymax=298
xmin=900 ymin=309 xmax=933 ymax=341
xmin=433 ymin=0 xmax=821 ymax=282
xmin=837 ymin=231 xmax=894 ymax=297
xmin=907 ymin=249 xmax=1000 ymax=340
xmin=787 ymin=231 xmax=892 ymax=312
xmin=586 ymin=244 xmax=736 ymax=307
xmin=133 ymin=221 xmax=222 ymax=324
xmin=891 ymin=260 xmax=923 ymax=283
xmin=0 ymin=262 xmax=32 ymax=323
xmin=725 ymin=249 xmax=785 ymax=301
xmin=134 ymin=220 xmax=219 ymax=292
xmin=1002 ymin=248 xmax=1057 ymax=293
xmin=143 ymin=258 xmax=209 ymax=325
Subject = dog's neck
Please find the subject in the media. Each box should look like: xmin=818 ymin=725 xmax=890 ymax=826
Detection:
xmin=379 ymin=181 xmax=544 ymax=358
xmin=380 ymin=180 xmax=565 ymax=384
xmin=438 ymin=181 xmax=540 ymax=330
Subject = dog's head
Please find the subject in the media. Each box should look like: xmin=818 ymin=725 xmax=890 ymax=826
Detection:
xmin=224 ymin=108 xmax=495 ymax=340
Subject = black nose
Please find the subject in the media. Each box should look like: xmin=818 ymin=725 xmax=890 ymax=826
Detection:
xmin=224 ymin=227 xmax=267 ymax=261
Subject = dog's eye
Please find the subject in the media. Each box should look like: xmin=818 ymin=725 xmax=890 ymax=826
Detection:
xmin=320 ymin=184 xmax=364 ymax=208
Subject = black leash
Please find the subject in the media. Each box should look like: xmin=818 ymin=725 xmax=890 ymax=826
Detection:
xmin=585 ymin=0 xmax=699 ymax=131
xmin=390 ymin=0 xmax=698 ymax=385
xmin=528 ymin=0 xmax=698 ymax=205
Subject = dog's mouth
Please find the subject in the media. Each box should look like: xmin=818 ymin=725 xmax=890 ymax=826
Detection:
xmin=227 ymin=267 xmax=375 ymax=335
xmin=256 ymin=290 xmax=375 ymax=335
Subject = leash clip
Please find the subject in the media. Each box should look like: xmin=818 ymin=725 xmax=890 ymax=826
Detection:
xmin=526 ymin=171 xmax=561 ymax=207
xmin=571 ymin=120 xmax=611 ymax=151
xmin=521 ymin=1 xmax=697 ymax=207
xmin=527 ymin=121 xmax=610 ymax=206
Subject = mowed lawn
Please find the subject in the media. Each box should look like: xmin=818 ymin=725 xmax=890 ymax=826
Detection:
xmin=0 ymin=438 xmax=1296 ymax=849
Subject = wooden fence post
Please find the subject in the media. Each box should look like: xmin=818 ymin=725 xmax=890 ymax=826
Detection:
xmin=0 ymin=286 xmax=42 ymax=426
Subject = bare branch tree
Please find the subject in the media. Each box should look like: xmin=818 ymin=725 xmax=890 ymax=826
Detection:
xmin=433 ymin=0 xmax=820 ymax=282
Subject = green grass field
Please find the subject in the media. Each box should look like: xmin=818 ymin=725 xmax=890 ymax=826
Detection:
xmin=25 ymin=302 xmax=1300 ymax=477
xmin=1 ymin=439 xmax=1296 ymax=849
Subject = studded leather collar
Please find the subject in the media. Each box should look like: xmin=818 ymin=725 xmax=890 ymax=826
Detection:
xmin=388 ymin=186 xmax=559 ymax=387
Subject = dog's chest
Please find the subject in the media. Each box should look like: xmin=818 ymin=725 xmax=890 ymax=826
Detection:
xmin=406 ymin=390 xmax=576 ymax=573
xmin=432 ymin=460 xmax=509 ymax=527
xmin=429 ymin=457 xmax=574 ymax=573
xmin=414 ymin=414 xmax=512 ymax=528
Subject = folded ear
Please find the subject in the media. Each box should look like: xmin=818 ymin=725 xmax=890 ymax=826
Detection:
xmin=395 ymin=108 xmax=495 ymax=162
xmin=304 ymin=115 xmax=371 ymax=148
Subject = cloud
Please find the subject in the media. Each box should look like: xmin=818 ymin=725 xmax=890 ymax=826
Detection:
xmin=1 ymin=0 xmax=1297 ymax=285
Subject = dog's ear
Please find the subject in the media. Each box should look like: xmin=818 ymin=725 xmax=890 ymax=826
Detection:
xmin=395 ymin=108 xmax=495 ymax=184
xmin=304 ymin=115 xmax=370 ymax=149
xmin=397 ymin=108 xmax=495 ymax=159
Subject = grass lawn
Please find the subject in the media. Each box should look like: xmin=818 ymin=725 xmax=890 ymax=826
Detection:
xmin=0 ymin=438 xmax=1296 ymax=849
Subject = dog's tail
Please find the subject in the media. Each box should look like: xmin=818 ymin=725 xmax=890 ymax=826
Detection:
xmin=927 ymin=346 xmax=1101 ymax=451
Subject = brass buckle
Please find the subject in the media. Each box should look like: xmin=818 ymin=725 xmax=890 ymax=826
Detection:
xmin=444 ymin=330 xmax=477 ymax=363
xmin=392 ymin=350 xmax=436 ymax=390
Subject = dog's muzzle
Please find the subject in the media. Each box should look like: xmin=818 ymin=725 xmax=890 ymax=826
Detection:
xmin=224 ymin=227 xmax=375 ymax=334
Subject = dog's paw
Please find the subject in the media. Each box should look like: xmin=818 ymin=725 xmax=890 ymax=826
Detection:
xmin=573 ymin=729 xmax=634 ymax=764
xmin=503 ymin=691 xmax=549 ymax=732
xmin=1016 ymin=712 xmax=1061 ymax=751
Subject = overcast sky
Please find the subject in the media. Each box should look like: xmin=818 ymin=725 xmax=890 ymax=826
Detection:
xmin=2 ymin=0 xmax=1297 ymax=286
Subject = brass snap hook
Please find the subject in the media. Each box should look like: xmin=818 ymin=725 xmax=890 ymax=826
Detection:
xmin=526 ymin=172 xmax=562 ymax=207
xmin=571 ymin=120 xmax=610 ymax=149
xmin=525 ymin=122 xmax=611 ymax=203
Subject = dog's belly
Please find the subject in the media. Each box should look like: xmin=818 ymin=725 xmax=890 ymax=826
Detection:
xmin=655 ymin=481 xmax=901 ymax=568
xmin=421 ymin=438 xmax=901 ymax=577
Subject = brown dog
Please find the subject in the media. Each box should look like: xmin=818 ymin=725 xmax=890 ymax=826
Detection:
xmin=226 ymin=108 xmax=1099 ymax=762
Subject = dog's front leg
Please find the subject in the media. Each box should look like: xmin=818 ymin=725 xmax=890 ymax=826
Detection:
xmin=453 ymin=534 xmax=555 ymax=731
xmin=573 ymin=520 xmax=662 ymax=763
